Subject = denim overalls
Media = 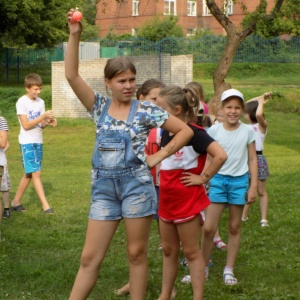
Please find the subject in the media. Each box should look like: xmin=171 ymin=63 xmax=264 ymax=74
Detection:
xmin=89 ymin=99 xmax=157 ymax=220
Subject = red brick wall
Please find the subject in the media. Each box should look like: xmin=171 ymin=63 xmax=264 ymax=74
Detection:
xmin=96 ymin=0 xmax=275 ymax=37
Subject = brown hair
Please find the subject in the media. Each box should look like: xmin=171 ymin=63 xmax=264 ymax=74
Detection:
xmin=24 ymin=73 xmax=42 ymax=88
xmin=159 ymin=85 xmax=199 ymax=123
xmin=104 ymin=57 xmax=136 ymax=80
xmin=245 ymin=101 xmax=264 ymax=123
xmin=136 ymin=79 xmax=165 ymax=99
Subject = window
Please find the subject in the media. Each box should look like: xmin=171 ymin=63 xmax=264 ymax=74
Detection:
xmin=203 ymin=0 xmax=211 ymax=16
xmin=132 ymin=0 xmax=139 ymax=16
xmin=187 ymin=28 xmax=196 ymax=36
xmin=187 ymin=1 xmax=196 ymax=16
xmin=131 ymin=28 xmax=137 ymax=36
xmin=226 ymin=0 xmax=234 ymax=15
xmin=164 ymin=0 xmax=176 ymax=15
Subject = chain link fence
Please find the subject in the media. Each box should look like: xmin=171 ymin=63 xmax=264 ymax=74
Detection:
xmin=1 ymin=36 xmax=299 ymax=83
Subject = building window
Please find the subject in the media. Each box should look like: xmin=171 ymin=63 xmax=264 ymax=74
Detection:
xmin=164 ymin=0 xmax=176 ymax=15
xmin=226 ymin=0 xmax=234 ymax=15
xmin=203 ymin=0 xmax=211 ymax=16
xmin=187 ymin=28 xmax=196 ymax=36
xmin=132 ymin=0 xmax=139 ymax=16
xmin=187 ymin=1 xmax=196 ymax=16
xmin=132 ymin=28 xmax=138 ymax=36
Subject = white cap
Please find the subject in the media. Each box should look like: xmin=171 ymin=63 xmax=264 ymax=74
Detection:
xmin=221 ymin=89 xmax=244 ymax=102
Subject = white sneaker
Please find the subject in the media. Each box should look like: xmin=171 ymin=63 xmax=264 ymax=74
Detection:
xmin=181 ymin=275 xmax=191 ymax=284
xmin=261 ymin=219 xmax=269 ymax=227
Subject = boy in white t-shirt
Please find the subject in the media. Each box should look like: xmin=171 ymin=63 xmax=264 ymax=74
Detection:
xmin=12 ymin=73 xmax=57 ymax=214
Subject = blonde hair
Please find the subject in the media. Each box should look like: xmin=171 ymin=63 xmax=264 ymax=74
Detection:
xmin=159 ymin=85 xmax=199 ymax=123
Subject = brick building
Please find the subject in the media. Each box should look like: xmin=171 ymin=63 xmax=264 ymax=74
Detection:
xmin=96 ymin=0 xmax=274 ymax=37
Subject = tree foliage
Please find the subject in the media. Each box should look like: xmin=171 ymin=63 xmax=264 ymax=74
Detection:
xmin=243 ymin=0 xmax=300 ymax=37
xmin=0 ymin=0 xmax=100 ymax=48
xmin=137 ymin=15 xmax=184 ymax=42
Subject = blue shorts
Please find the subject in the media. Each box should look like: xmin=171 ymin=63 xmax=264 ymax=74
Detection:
xmin=209 ymin=173 xmax=249 ymax=205
xmin=89 ymin=166 xmax=157 ymax=220
xmin=21 ymin=144 xmax=43 ymax=174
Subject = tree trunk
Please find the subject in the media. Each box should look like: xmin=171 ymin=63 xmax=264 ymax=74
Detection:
xmin=209 ymin=34 xmax=242 ymax=115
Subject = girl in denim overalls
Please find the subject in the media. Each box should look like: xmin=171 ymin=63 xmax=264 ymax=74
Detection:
xmin=66 ymin=10 xmax=194 ymax=300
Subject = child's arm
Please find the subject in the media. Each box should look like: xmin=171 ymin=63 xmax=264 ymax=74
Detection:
xmin=247 ymin=141 xmax=258 ymax=204
xmin=4 ymin=141 xmax=9 ymax=151
xmin=146 ymin=115 xmax=194 ymax=169
xmin=180 ymin=141 xmax=227 ymax=186
xmin=0 ymin=129 xmax=8 ymax=149
xmin=65 ymin=9 xmax=94 ymax=113
xmin=256 ymin=93 xmax=270 ymax=134
xmin=18 ymin=110 xmax=54 ymax=131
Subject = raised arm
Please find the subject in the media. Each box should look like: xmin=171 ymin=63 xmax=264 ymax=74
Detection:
xmin=65 ymin=9 xmax=94 ymax=112
xmin=146 ymin=115 xmax=194 ymax=169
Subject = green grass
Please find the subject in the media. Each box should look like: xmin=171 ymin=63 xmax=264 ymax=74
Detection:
xmin=0 ymin=63 xmax=300 ymax=299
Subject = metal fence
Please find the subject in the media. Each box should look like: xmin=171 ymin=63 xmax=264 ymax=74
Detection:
xmin=1 ymin=36 xmax=299 ymax=83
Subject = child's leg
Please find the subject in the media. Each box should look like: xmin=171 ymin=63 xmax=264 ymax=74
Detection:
xmin=178 ymin=215 xmax=204 ymax=300
xmin=242 ymin=202 xmax=250 ymax=221
xmin=2 ymin=191 xmax=9 ymax=209
xmin=258 ymin=179 xmax=268 ymax=222
xmin=31 ymin=171 xmax=51 ymax=211
xmin=124 ymin=216 xmax=153 ymax=300
xmin=225 ymin=204 xmax=244 ymax=268
xmin=158 ymin=219 xmax=180 ymax=300
xmin=12 ymin=174 xmax=31 ymax=207
xmin=69 ymin=219 xmax=120 ymax=300
xmin=202 ymin=203 xmax=225 ymax=266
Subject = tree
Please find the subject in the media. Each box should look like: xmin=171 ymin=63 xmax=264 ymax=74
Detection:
xmin=137 ymin=15 xmax=184 ymax=42
xmin=0 ymin=0 xmax=100 ymax=48
xmin=0 ymin=0 xmax=70 ymax=48
xmin=205 ymin=0 xmax=285 ymax=115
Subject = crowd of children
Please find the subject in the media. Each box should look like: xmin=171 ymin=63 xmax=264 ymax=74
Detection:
xmin=0 ymin=8 xmax=272 ymax=299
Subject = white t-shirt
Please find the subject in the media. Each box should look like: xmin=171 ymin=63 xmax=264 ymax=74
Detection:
xmin=208 ymin=122 xmax=255 ymax=176
xmin=0 ymin=117 xmax=8 ymax=166
xmin=16 ymin=95 xmax=45 ymax=144
xmin=252 ymin=123 xmax=266 ymax=151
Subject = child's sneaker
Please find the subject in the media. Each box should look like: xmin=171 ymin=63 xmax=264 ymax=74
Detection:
xmin=3 ymin=209 xmax=10 ymax=219
xmin=261 ymin=219 xmax=269 ymax=227
xmin=181 ymin=274 xmax=191 ymax=284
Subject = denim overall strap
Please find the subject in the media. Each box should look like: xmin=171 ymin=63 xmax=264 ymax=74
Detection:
xmin=97 ymin=98 xmax=111 ymax=127
xmin=125 ymin=100 xmax=139 ymax=126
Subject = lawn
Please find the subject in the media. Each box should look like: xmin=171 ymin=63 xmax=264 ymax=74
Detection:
xmin=0 ymin=63 xmax=299 ymax=299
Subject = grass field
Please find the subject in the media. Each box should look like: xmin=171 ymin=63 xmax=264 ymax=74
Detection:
xmin=0 ymin=63 xmax=300 ymax=299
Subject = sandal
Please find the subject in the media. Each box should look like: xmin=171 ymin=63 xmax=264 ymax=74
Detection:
xmin=214 ymin=239 xmax=227 ymax=250
xmin=223 ymin=271 xmax=238 ymax=285
xmin=114 ymin=283 xmax=130 ymax=296
xmin=261 ymin=219 xmax=269 ymax=227
xmin=44 ymin=208 xmax=54 ymax=214
xmin=11 ymin=204 xmax=26 ymax=212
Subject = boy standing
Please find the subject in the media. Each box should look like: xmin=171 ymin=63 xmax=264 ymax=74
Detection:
xmin=12 ymin=73 xmax=57 ymax=214
xmin=0 ymin=115 xmax=8 ymax=239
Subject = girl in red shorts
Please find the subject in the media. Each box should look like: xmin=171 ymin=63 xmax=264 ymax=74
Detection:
xmin=156 ymin=85 xmax=227 ymax=300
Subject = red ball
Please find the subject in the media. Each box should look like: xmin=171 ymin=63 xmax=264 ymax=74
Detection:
xmin=72 ymin=11 xmax=82 ymax=22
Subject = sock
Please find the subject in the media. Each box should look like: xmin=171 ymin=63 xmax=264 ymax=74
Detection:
xmin=224 ymin=266 xmax=233 ymax=273
xmin=213 ymin=236 xmax=221 ymax=242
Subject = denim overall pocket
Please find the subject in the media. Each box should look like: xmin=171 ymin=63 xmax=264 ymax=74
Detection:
xmin=98 ymin=139 xmax=126 ymax=168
